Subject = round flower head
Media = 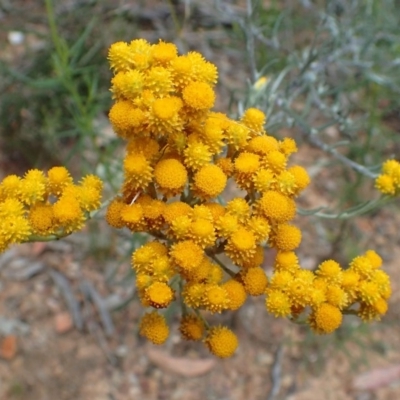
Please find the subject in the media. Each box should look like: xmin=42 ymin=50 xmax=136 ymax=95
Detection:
xmin=216 ymin=212 xmax=239 ymax=238
xmin=272 ymin=224 xmax=302 ymax=251
xmin=364 ymin=250 xmax=382 ymax=269
xmin=139 ymin=311 xmax=169 ymax=345
xmin=258 ymin=191 xmax=296 ymax=223
xmin=287 ymin=165 xmax=310 ymax=194
xmin=204 ymin=202 xmax=225 ymax=223
xmin=316 ymin=260 xmax=343 ymax=285
xmin=202 ymin=117 xmax=225 ymax=154
xmin=105 ymin=198 xmax=125 ymax=229
xmin=126 ymin=137 xmax=160 ymax=162
xmin=193 ymin=164 xmax=227 ymax=200
xmin=226 ymin=198 xmax=250 ymax=223
xmin=225 ymin=227 xmax=256 ymax=264
xmin=145 ymin=282 xmax=174 ymax=309
xmin=375 ymin=174 xmax=395 ymax=195
xmin=265 ymin=150 xmax=287 ymax=172
xmin=170 ymin=240 xmax=204 ymax=272
xmin=29 ymin=203 xmax=55 ymax=236
xmin=182 ymin=282 xmax=206 ymax=308
xmin=276 ymin=171 xmax=297 ymax=196
xmin=19 ymin=169 xmax=47 ymax=206
xmin=109 ymin=101 xmax=145 ymax=138
xmin=163 ymin=201 xmax=192 ymax=225
xmin=170 ymin=215 xmax=191 ymax=240
xmin=170 ymin=55 xmax=194 ymax=90
xmin=184 ymin=140 xmax=212 ymax=171
xmin=309 ymin=303 xmax=342 ymax=334
xmin=226 ymin=121 xmax=250 ymax=150
xmin=234 ymin=152 xmax=260 ymax=190
xmin=246 ymin=216 xmax=271 ymax=243
xmin=0 ymin=175 xmax=21 ymax=198
xmin=189 ymin=218 xmax=216 ymax=248
xmin=279 ymin=137 xmax=298 ymax=156
xmin=53 ymin=194 xmax=85 ymax=233
xmin=129 ymin=39 xmax=152 ymax=70
xmin=147 ymin=96 xmax=183 ymax=137
xmin=182 ymin=81 xmax=215 ymax=110
xmin=238 ymin=266 xmax=268 ymax=296
xmin=240 ymin=108 xmax=266 ymax=134
xmin=246 ymin=135 xmax=279 ymax=155
xmin=151 ymin=40 xmax=178 ymax=65
xmin=187 ymin=51 xmax=218 ymax=85
xmin=120 ymin=203 xmax=144 ymax=231
xmin=205 ymin=326 xmax=238 ymax=358
xmin=0 ymin=198 xmax=25 ymax=218
xmin=203 ymin=284 xmax=230 ymax=313
xmin=154 ymin=158 xmax=187 ymax=197
xmin=252 ymin=168 xmax=275 ymax=192
xmin=222 ymin=280 xmax=247 ymax=310
xmin=110 ymin=70 xmax=144 ymax=101
xmin=145 ymin=66 xmax=174 ymax=97
xmin=241 ymin=245 xmax=265 ymax=269
xmin=123 ymin=153 xmax=153 ymax=190
xmin=47 ymin=166 xmax=73 ymax=196
xmin=179 ymin=314 xmax=205 ymax=341
xmin=266 ymin=290 xmax=292 ymax=317
xmin=349 ymin=255 xmax=373 ymax=279
xmin=0 ymin=215 xmax=32 ymax=246
xmin=274 ymin=251 xmax=300 ymax=273
xmin=108 ymin=41 xmax=134 ymax=72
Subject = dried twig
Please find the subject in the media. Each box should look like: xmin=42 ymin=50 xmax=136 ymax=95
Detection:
xmin=267 ymin=344 xmax=284 ymax=400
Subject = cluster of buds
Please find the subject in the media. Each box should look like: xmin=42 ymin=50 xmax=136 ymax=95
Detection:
xmin=105 ymin=39 xmax=391 ymax=358
xmin=0 ymin=167 xmax=103 ymax=252
xmin=375 ymin=159 xmax=400 ymax=196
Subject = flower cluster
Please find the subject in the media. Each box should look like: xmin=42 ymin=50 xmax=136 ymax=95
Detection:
xmin=375 ymin=159 xmax=400 ymax=196
xmin=0 ymin=167 xmax=103 ymax=252
xmin=105 ymin=39 xmax=391 ymax=358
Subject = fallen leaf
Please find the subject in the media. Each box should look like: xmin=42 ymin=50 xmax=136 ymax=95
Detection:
xmin=352 ymin=364 xmax=400 ymax=391
xmin=146 ymin=347 xmax=216 ymax=377
xmin=0 ymin=335 xmax=17 ymax=360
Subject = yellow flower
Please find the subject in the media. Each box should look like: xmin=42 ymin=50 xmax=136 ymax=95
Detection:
xmin=246 ymin=216 xmax=270 ymax=243
xmin=215 ymin=157 xmax=234 ymax=177
xmin=222 ymin=280 xmax=247 ymax=310
xmin=183 ymin=140 xmax=212 ymax=171
xmin=53 ymin=194 xmax=85 ymax=233
xmin=225 ymin=121 xmax=250 ymax=150
xmin=349 ymin=255 xmax=373 ymax=279
xmin=375 ymin=174 xmax=395 ymax=195
xmin=29 ymin=203 xmax=55 ymax=236
xmin=193 ymin=164 xmax=227 ymax=200
xmin=226 ymin=198 xmax=249 ymax=223
xmin=274 ymin=251 xmax=300 ymax=273
xmin=266 ymin=290 xmax=292 ymax=317
xmin=126 ymin=137 xmax=160 ymax=163
xmin=170 ymin=240 xmax=204 ymax=272
xmin=240 ymin=108 xmax=266 ymax=134
xmin=47 ymin=166 xmax=73 ymax=196
xmin=225 ymin=227 xmax=256 ymax=264
xmin=145 ymin=282 xmax=174 ymax=309
xmin=129 ymin=38 xmax=152 ymax=70
xmin=203 ymin=284 xmax=230 ymax=313
xmin=265 ymin=150 xmax=287 ymax=172
xmin=358 ymin=281 xmax=380 ymax=305
xmin=139 ymin=311 xmax=169 ymax=345
xmin=19 ymin=169 xmax=47 ymax=206
xmin=252 ymin=168 xmax=275 ymax=192
xmin=182 ymin=282 xmax=206 ymax=308
xmin=189 ymin=218 xmax=216 ymax=248
xmin=0 ymin=198 xmax=25 ymax=218
xmin=202 ymin=116 xmax=226 ymax=154
xmin=151 ymin=40 xmax=178 ymax=65
xmin=258 ymin=191 xmax=296 ymax=223
xmin=241 ymin=245 xmax=265 ymax=269
xmin=109 ymin=101 xmax=145 ymax=138
xmin=187 ymin=51 xmax=218 ymax=86
xmin=170 ymin=55 xmax=194 ymax=90
xmin=276 ymin=171 xmax=297 ymax=196
xmin=169 ymin=215 xmax=191 ymax=240
xmin=0 ymin=215 xmax=31 ymax=245
xmin=163 ymin=201 xmax=192 ymax=225
xmin=268 ymin=270 xmax=293 ymax=292
xmin=316 ymin=260 xmax=343 ymax=285
xmin=0 ymin=175 xmax=21 ymax=198
xmin=110 ymin=70 xmax=144 ymax=101
xmin=145 ymin=66 xmax=174 ymax=96
xmin=154 ymin=158 xmax=187 ymax=197
xmin=142 ymin=199 xmax=166 ymax=231
xmin=279 ymin=137 xmax=298 ymax=156
xmin=364 ymin=250 xmax=382 ymax=269
xmin=233 ymin=152 xmax=260 ymax=190
xmin=325 ymin=285 xmax=348 ymax=309
xmin=246 ymin=135 xmax=279 ymax=155
xmin=147 ymin=96 xmax=183 ymax=137
xmin=204 ymin=202 xmax=225 ymax=224
xmin=309 ymin=303 xmax=342 ymax=334
xmin=120 ymin=203 xmax=144 ymax=231
xmin=182 ymin=81 xmax=215 ymax=110
xmin=105 ymin=198 xmax=125 ymax=228
xmin=216 ymin=212 xmax=239 ymax=238
xmin=238 ymin=266 xmax=268 ymax=296
xmin=123 ymin=153 xmax=153 ymax=190
xmin=205 ymin=326 xmax=238 ymax=358
xmin=179 ymin=314 xmax=205 ymax=341
xmin=272 ymin=224 xmax=302 ymax=251
xmin=108 ymin=41 xmax=134 ymax=73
